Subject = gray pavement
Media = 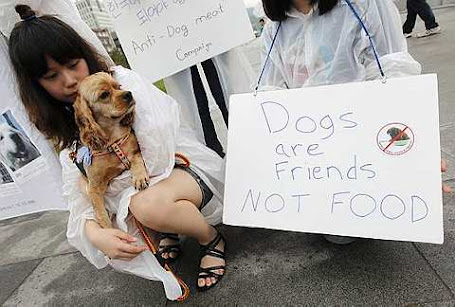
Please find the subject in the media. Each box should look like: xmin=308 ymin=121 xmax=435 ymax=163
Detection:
xmin=2 ymin=6 xmax=455 ymax=306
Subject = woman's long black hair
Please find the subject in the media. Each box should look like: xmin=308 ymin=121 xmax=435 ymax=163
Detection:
xmin=8 ymin=5 xmax=109 ymax=150
xmin=263 ymin=0 xmax=339 ymax=21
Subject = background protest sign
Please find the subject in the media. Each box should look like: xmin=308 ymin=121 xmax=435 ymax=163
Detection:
xmin=106 ymin=0 xmax=255 ymax=82
xmin=223 ymin=74 xmax=443 ymax=244
xmin=0 ymin=40 xmax=66 ymax=221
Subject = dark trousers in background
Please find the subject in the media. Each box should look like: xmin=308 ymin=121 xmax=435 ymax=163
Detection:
xmin=190 ymin=59 xmax=228 ymax=158
xmin=403 ymin=0 xmax=439 ymax=34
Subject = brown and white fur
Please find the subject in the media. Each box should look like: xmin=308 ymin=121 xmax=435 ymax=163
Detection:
xmin=74 ymin=72 xmax=149 ymax=228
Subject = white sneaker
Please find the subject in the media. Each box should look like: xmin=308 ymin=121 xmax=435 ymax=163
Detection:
xmin=415 ymin=26 xmax=441 ymax=38
xmin=404 ymin=32 xmax=413 ymax=38
xmin=324 ymin=235 xmax=357 ymax=245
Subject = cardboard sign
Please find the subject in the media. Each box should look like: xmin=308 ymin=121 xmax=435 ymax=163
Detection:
xmin=106 ymin=0 xmax=255 ymax=82
xmin=224 ymin=75 xmax=443 ymax=244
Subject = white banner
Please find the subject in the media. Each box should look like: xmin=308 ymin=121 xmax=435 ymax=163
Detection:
xmin=224 ymin=75 xmax=444 ymax=244
xmin=106 ymin=0 xmax=255 ymax=82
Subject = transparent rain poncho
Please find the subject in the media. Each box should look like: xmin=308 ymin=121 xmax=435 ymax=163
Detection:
xmin=259 ymin=0 xmax=422 ymax=90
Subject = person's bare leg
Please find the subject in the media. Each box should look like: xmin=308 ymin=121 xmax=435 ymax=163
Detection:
xmin=129 ymin=168 xmax=225 ymax=287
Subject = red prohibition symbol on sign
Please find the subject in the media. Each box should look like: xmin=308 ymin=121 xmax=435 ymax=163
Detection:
xmin=377 ymin=123 xmax=414 ymax=155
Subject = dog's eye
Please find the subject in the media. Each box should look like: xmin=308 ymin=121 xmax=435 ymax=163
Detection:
xmin=99 ymin=91 xmax=110 ymax=100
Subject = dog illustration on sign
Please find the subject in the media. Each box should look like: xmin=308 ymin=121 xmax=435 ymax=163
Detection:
xmin=387 ymin=127 xmax=410 ymax=146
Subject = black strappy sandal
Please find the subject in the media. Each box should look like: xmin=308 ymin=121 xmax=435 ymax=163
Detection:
xmin=197 ymin=231 xmax=226 ymax=292
xmin=156 ymin=233 xmax=182 ymax=264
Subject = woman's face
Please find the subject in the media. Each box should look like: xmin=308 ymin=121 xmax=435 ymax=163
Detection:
xmin=38 ymin=57 xmax=90 ymax=103
xmin=292 ymin=0 xmax=312 ymax=10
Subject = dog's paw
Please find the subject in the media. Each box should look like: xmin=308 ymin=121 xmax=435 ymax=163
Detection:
xmin=133 ymin=175 xmax=150 ymax=190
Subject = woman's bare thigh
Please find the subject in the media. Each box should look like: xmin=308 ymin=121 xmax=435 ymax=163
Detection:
xmin=131 ymin=168 xmax=203 ymax=209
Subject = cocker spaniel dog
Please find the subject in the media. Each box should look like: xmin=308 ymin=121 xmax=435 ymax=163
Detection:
xmin=74 ymin=72 xmax=149 ymax=228
xmin=0 ymin=122 xmax=40 ymax=171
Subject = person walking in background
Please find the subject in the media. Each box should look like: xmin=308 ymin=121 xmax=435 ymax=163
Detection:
xmin=403 ymin=0 xmax=441 ymax=38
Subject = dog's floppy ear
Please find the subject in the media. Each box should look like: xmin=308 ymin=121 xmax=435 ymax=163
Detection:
xmin=120 ymin=112 xmax=135 ymax=127
xmin=73 ymin=94 xmax=108 ymax=150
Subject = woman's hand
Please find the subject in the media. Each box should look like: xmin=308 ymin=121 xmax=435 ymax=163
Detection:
xmin=442 ymin=160 xmax=452 ymax=193
xmin=85 ymin=220 xmax=148 ymax=260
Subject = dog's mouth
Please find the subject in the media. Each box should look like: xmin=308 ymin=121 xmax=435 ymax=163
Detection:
xmin=16 ymin=150 xmax=28 ymax=158
xmin=127 ymin=101 xmax=136 ymax=111
xmin=110 ymin=102 xmax=135 ymax=119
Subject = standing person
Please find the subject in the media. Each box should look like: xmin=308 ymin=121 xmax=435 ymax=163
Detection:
xmin=259 ymin=0 xmax=422 ymax=243
xmin=8 ymin=4 xmax=226 ymax=299
xmin=403 ymin=0 xmax=441 ymax=38
xmin=259 ymin=0 xmax=421 ymax=90
xmin=164 ymin=50 xmax=255 ymax=158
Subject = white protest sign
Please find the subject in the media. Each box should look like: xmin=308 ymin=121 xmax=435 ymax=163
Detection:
xmin=224 ymin=74 xmax=443 ymax=244
xmin=106 ymin=0 xmax=255 ymax=82
xmin=0 ymin=108 xmax=67 ymax=221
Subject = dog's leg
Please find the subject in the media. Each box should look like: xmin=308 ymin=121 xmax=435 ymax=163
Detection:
xmin=130 ymin=155 xmax=150 ymax=190
xmin=87 ymin=182 xmax=112 ymax=228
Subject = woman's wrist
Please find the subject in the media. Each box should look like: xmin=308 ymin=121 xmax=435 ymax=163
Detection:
xmin=85 ymin=219 xmax=102 ymax=245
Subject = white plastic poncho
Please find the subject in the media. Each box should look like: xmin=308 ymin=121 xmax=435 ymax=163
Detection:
xmin=61 ymin=66 xmax=225 ymax=300
xmin=259 ymin=0 xmax=422 ymax=90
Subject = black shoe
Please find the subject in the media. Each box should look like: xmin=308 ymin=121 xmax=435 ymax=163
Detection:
xmin=197 ymin=231 xmax=226 ymax=292
xmin=156 ymin=233 xmax=182 ymax=264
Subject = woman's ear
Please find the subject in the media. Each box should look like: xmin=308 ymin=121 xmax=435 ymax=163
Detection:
xmin=73 ymin=95 xmax=108 ymax=150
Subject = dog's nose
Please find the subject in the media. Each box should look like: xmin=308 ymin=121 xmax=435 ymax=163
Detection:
xmin=122 ymin=91 xmax=133 ymax=103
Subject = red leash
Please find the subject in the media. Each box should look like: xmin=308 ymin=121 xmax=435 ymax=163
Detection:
xmin=132 ymin=152 xmax=192 ymax=301
xmin=134 ymin=218 xmax=190 ymax=302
